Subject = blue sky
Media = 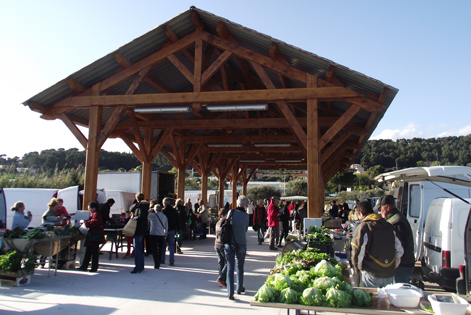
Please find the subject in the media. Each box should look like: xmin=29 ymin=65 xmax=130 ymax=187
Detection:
xmin=1 ymin=1 xmax=470 ymax=158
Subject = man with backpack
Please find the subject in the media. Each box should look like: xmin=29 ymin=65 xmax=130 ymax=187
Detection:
xmin=223 ymin=195 xmax=249 ymax=300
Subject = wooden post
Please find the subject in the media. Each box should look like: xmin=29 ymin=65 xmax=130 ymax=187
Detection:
xmin=218 ymin=175 xmax=225 ymax=209
xmin=307 ymin=74 xmax=324 ymax=218
xmin=231 ymin=164 xmax=238 ymax=207
xmin=141 ymin=127 xmax=153 ymax=199
xmin=141 ymin=159 xmax=152 ymax=200
xmin=177 ymin=167 xmax=186 ymax=201
xmin=201 ymin=172 xmax=208 ymax=205
xmin=83 ymin=105 xmax=102 ymax=209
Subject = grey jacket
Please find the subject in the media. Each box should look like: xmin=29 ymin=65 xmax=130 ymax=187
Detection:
xmin=148 ymin=211 xmax=168 ymax=237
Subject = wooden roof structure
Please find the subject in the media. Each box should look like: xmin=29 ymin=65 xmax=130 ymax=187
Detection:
xmin=23 ymin=7 xmax=398 ymax=217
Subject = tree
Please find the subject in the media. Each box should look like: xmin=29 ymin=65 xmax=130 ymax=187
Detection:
xmin=328 ymin=171 xmax=356 ymax=192
xmin=286 ymin=178 xmax=307 ymax=196
xmin=247 ymin=185 xmax=281 ymax=202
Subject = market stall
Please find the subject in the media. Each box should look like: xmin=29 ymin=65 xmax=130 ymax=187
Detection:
xmin=249 ymin=226 xmax=461 ymax=315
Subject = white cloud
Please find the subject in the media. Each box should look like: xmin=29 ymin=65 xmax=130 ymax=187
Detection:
xmin=438 ymin=125 xmax=471 ymax=138
xmin=372 ymin=123 xmax=471 ymax=141
xmin=371 ymin=123 xmax=426 ymax=141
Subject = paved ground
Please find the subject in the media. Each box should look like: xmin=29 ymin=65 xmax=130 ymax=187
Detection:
xmin=0 ymin=230 xmax=451 ymax=315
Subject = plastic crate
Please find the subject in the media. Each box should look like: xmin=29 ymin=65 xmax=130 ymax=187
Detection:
xmin=307 ymin=241 xmax=334 ymax=256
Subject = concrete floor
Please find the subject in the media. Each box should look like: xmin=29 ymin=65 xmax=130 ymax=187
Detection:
xmin=0 ymin=230 xmax=451 ymax=315
xmin=0 ymin=231 xmax=291 ymax=315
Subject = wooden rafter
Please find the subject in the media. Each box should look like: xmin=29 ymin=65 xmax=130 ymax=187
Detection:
xmin=59 ymin=113 xmax=88 ymax=149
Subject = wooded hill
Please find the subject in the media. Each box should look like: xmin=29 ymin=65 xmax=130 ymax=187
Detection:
xmin=2 ymin=135 xmax=471 ymax=174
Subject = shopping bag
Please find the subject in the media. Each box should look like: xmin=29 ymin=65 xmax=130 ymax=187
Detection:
xmin=264 ymin=229 xmax=270 ymax=239
xmin=123 ymin=218 xmax=137 ymax=237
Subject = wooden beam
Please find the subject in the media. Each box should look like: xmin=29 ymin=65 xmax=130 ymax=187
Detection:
xmin=173 ymin=134 xmax=297 ymax=143
xmin=321 ymin=131 xmax=353 ymax=164
xmin=201 ymin=30 xmax=382 ymax=111
xmin=27 ymin=101 xmax=47 ymax=114
xmin=120 ymin=133 xmax=144 ymax=162
xmin=204 ymin=146 xmax=303 ymax=153
xmin=251 ymin=61 xmax=307 ymax=151
xmin=168 ymin=54 xmax=194 ymax=84
xmin=319 ymin=105 xmax=361 ymax=150
xmin=148 ymin=117 xmax=307 ymax=129
xmin=52 ymin=32 xmax=197 ymax=107
xmin=191 ymin=10 xmax=203 ymax=29
xmin=150 ymin=128 xmax=173 ymax=161
xmin=52 ymin=87 xmax=373 ymax=108
xmin=201 ymin=50 xmax=232 ymax=87
xmin=59 ymin=113 xmax=88 ymax=149
xmin=67 ymin=78 xmax=88 ymax=92
xmin=165 ymin=25 xmax=195 ymax=62
xmin=126 ymin=110 xmax=147 ymax=155
xmin=269 ymin=42 xmax=290 ymax=66
xmin=161 ymin=147 xmax=178 ymax=168
xmin=97 ymin=106 xmax=126 ymax=149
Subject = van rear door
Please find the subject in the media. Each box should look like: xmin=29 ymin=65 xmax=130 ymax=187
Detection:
xmin=57 ymin=186 xmax=80 ymax=214
xmin=464 ymin=205 xmax=471 ymax=296
xmin=0 ymin=188 xmax=6 ymax=230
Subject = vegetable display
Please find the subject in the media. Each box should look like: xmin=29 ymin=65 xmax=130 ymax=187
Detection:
xmin=255 ymin=259 xmax=374 ymax=308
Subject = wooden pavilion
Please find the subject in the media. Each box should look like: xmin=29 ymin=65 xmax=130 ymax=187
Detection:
xmin=23 ymin=7 xmax=398 ymax=218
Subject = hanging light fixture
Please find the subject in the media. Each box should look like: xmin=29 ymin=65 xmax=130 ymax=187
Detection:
xmin=134 ymin=106 xmax=191 ymax=113
xmin=206 ymin=104 xmax=268 ymax=111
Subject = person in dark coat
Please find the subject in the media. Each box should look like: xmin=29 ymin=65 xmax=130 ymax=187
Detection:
xmin=253 ymin=200 xmax=267 ymax=245
xmin=175 ymin=198 xmax=186 ymax=254
xmin=129 ymin=193 xmax=149 ymax=273
xmin=162 ymin=197 xmax=180 ymax=266
xmin=277 ymin=201 xmax=290 ymax=247
xmin=99 ymin=198 xmax=115 ymax=225
xmin=79 ymin=202 xmax=105 ymax=272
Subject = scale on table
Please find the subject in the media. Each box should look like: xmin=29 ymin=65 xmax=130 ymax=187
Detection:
xmin=303 ymin=218 xmax=323 ymax=235
xmin=73 ymin=211 xmax=90 ymax=227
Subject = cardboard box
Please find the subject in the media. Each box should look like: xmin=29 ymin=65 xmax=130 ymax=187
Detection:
xmin=0 ymin=275 xmax=31 ymax=287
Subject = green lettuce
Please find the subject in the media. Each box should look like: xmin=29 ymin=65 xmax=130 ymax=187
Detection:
xmin=278 ymin=287 xmax=301 ymax=304
xmin=314 ymin=260 xmax=338 ymax=277
xmin=274 ymin=273 xmax=296 ymax=291
xmin=325 ymin=287 xmax=352 ymax=308
xmin=352 ymin=289 xmax=373 ymax=307
xmin=312 ymin=277 xmax=336 ymax=292
xmin=300 ymin=287 xmax=326 ymax=306
xmin=254 ymin=284 xmax=279 ymax=303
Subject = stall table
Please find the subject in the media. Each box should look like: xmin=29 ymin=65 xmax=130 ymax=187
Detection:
xmin=251 ymin=297 xmax=425 ymax=315
xmin=103 ymin=228 xmax=124 ymax=260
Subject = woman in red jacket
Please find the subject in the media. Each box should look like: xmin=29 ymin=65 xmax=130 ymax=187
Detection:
xmin=79 ymin=202 xmax=105 ymax=272
xmin=267 ymin=197 xmax=280 ymax=250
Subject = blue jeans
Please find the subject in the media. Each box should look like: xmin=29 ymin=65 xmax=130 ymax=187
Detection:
xmin=224 ymin=243 xmax=246 ymax=296
xmin=361 ymin=271 xmax=394 ymax=288
xmin=133 ymin=235 xmax=144 ymax=272
xmin=215 ymin=246 xmax=227 ymax=282
xmin=161 ymin=230 xmax=175 ymax=264
xmin=394 ymin=266 xmax=414 ymax=284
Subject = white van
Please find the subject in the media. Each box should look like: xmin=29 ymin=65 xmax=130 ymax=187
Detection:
xmin=104 ymin=190 xmax=136 ymax=218
xmin=0 ymin=186 xmax=81 ymax=230
xmin=376 ymin=166 xmax=471 ymax=261
xmin=422 ymin=198 xmax=471 ymax=290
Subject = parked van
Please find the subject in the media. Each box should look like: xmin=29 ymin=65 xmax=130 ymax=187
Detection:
xmin=0 ymin=186 xmax=81 ymax=230
xmin=104 ymin=190 xmax=136 ymax=218
xmin=376 ymin=166 xmax=471 ymax=262
xmin=422 ymin=198 xmax=471 ymax=290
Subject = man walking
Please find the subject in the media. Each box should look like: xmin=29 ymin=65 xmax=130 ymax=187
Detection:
xmin=162 ymin=197 xmax=180 ymax=266
xmin=352 ymin=201 xmax=404 ymax=288
xmin=129 ymin=193 xmax=149 ymax=274
xmin=225 ymin=195 xmax=249 ymax=300
xmin=380 ymin=195 xmax=415 ymax=284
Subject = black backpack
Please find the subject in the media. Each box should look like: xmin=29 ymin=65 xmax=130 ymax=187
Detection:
xmin=219 ymin=210 xmax=235 ymax=245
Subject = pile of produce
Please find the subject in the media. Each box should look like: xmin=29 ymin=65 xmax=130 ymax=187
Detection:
xmin=2 ymin=225 xmax=80 ymax=240
xmin=255 ymin=259 xmax=373 ymax=308
xmin=0 ymin=251 xmax=38 ymax=273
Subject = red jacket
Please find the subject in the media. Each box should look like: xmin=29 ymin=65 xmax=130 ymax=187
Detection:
xmin=267 ymin=200 xmax=279 ymax=227
xmin=84 ymin=211 xmax=105 ymax=246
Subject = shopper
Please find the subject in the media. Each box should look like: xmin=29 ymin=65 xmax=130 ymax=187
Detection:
xmin=162 ymin=197 xmax=180 ymax=266
xmin=215 ymin=208 xmax=229 ymax=288
xmin=79 ymin=202 xmax=105 ymax=272
xmin=267 ymin=196 xmax=280 ymax=250
xmin=129 ymin=193 xmax=149 ymax=274
xmin=225 ymin=195 xmax=249 ymax=300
